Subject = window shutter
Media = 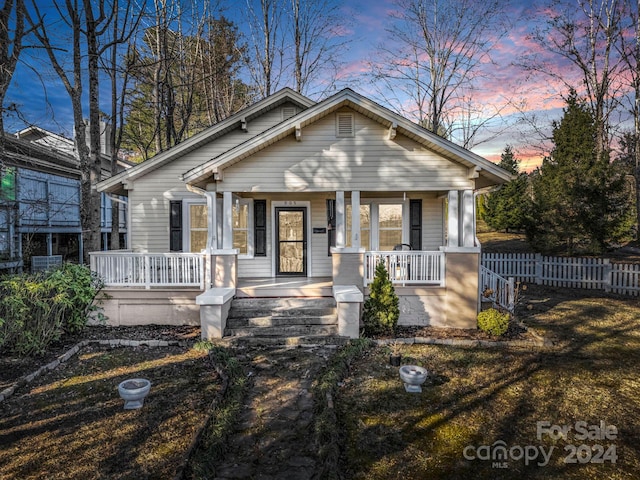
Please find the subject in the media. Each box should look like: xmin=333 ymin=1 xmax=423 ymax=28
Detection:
xmin=327 ymin=199 xmax=336 ymax=255
xmin=254 ymin=199 xmax=267 ymax=256
xmin=409 ymin=199 xmax=422 ymax=251
xmin=169 ymin=200 xmax=182 ymax=251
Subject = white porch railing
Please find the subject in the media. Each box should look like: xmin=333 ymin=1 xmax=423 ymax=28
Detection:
xmin=480 ymin=265 xmax=515 ymax=313
xmin=364 ymin=251 xmax=445 ymax=286
xmin=90 ymin=251 xmax=204 ymax=289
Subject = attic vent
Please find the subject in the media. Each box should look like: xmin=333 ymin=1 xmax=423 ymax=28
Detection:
xmin=282 ymin=106 xmax=297 ymax=120
xmin=336 ymin=112 xmax=354 ymax=137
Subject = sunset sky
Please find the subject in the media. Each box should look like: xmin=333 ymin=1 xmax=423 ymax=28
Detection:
xmin=4 ymin=0 xmax=636 ymax=172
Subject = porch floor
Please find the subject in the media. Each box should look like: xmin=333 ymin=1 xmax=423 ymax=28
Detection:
xmin=236 ymin=277 xmax=333 ymax=298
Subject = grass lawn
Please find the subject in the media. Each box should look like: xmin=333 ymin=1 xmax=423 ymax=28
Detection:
xmin=0 ymin=344 xmax=222 ymax=479
xmin=337 ymin=287 xmax=640 ymax=479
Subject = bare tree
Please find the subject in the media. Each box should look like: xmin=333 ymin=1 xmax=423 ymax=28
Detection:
xmin=245 ymin=0 xmax=286 ymax=98
xmin=618 ymin=0 xmax=640 ymax=237
xmin=0 ymin=0 xmax=26 ymax=163
xmin=289 ymin=0 xmax=348 ymax=97
xmin=372 ymin=0 xmax=509 ymax=143
xmin=525 ymin=0 xmax=626 ymax=162
xmin=29 ymin=0 xmax=141 ymax=262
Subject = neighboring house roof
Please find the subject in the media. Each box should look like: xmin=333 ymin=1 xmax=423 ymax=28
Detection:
xmin=98 ymin=88 xmax=316 ymax=194
xmin=181 ymin=88 xmax=513 ymax=190
xmin=2 ymin=134 xmax=81 ymax=178
xmin=15 ymin=126 xmax=76 ymax=156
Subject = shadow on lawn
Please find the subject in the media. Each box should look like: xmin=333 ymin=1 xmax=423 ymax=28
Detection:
xmin=338 ymin=291 xmax=640 ymax=480
xmin=0 ymin=346 xmax=221 ymax=480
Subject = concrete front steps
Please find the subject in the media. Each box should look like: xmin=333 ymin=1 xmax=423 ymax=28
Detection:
xmin=224 ymin=297 xmax=349 ymax=346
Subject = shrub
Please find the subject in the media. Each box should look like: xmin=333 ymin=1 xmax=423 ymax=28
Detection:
xmin=362 ymin=261 xmax=399 ymax=336
xmin=477 ymin=308 xmax=510 ymax=336
xmin=0 ymin=264 xmax=103 ymax=356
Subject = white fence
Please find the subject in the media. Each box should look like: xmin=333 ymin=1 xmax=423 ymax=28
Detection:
xmin=90 ymin=252 xmax=204 ymax=289
xmin=364 ymin=251 xmax=445 ymax=286
xmin=480 ymin=266 xmax=515 ymax=312
xmin=482 ymin=253 xmax=640 ymax=296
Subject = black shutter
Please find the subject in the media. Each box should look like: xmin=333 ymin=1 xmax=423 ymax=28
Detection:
xmin=169 ymin=200 xmax=182 ymax=251
xmin=254 ymin=200 xmax=267 ymax=256
xmin=409 ymin=199 xmax=422 ymax=251
xmin=327 ymin=199 xmax=336 ymax=255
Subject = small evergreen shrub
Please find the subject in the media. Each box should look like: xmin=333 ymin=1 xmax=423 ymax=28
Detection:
xmin=477 ymin=308 xmax=510 ymax=336
xmin=362 ymin=261 xmax=399 ymax=336
xmin=0 ymin=263 xmax=103 ymax=356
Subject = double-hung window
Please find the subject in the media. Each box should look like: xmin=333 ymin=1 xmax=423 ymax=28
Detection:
xmin=184 ymin=198 xmax=254 ymax=256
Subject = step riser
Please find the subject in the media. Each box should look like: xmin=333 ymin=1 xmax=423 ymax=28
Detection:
xmin=230 ymin=298 xmax=336 ymax=310
xmin=226 ymin=315 xmax=337 ymax=328
xmin=226 ymin=325 xmax=338 ymax=337
xmin=228 ymin=308 xmax=336 ymax=319
xmin=227 ymin=336 xmax=349 ymax=347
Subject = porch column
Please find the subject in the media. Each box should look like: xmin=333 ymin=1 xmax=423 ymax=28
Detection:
xmin=335 ymin=190 xmax=346 ymax=248
xmin=351 ymin=191 xmax=361 ymax=249
xmin=461 ymin=189 xmax=475 ymax=247
xmin=447 ymin=190 xmax=459 ymax=247
xmin=205 ymin=190 xmax=218 ymax=251
xmin=222 ymin=191 xmax=233 ymax=250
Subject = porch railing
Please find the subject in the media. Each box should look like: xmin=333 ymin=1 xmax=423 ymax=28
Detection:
xmin=480 ymin=265 xmax=515 ymax=313
xmin=364 ymin=250 xmax=445 ymax=286
xmin=90 ymin=251 xmax=204 ymax=289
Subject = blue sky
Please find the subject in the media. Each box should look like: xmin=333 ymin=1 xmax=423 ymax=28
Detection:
xmin=4 ymin=0 xmax=635 ymax=171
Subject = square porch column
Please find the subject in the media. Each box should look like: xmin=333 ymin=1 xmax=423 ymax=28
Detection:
xmin=447 ymin=190 xmax=459 ymax=247
xmin=461 ymin=189 xmax=475 ymax=247
xmin=351 ymin=191 xmax=361 ymax=249
xmin=204 ymin=190 xmax=218 ymax=251
xmin=335 ymin=190 xmax=346 ymax=248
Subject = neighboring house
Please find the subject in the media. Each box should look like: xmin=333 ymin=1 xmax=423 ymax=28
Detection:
xmin=94 ymin=88 xmax=512 ymax=336
xmin=0 ymin=129 xmax=128 ymax=273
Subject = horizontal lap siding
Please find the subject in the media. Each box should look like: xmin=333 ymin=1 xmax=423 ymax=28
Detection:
xmin=219 ymin=111 xmax=473 ymax=193
xmin=129 ymin=107 xmax=294 ymax=252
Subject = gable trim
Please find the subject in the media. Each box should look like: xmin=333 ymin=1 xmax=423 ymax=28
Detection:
xmin=97 ymin=88 xmax=315 ymax=194
xmin=181 ymin=89 xmax=513 ymax=188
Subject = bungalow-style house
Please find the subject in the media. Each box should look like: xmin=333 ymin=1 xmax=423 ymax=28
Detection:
xmin=93 ymin=88 xmax=512 ymax=339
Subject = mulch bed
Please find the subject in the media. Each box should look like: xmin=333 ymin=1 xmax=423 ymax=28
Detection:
xmin=0 ymin=325 xmax=200 ymax=392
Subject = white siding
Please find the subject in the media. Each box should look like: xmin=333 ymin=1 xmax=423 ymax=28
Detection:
xmin=219 ymin=110 xmax=474 ymax=193
xmin=129 ymin=105 xmax=298 ymax=252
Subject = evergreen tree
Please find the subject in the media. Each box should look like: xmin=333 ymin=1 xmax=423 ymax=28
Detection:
xmin=527 ymin=91 xmax=632 ymax=254
xmin=482 ymin=146 xmax=529 ymax=232
xmin=362 ymin=261 xmax=399 ymax=336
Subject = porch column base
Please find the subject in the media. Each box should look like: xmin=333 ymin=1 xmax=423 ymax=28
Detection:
xmin=333 ymin=285 xmax=363 ymax=339
xmin=196 ymin=287 xmax=235 ymax=339
xmin=331 ymin=247 xmax=365 ymax=290
xmin=443 ymin=250 xmax=480 ymax=329
xmin=206 ymin=249 xmax=238 ymax=289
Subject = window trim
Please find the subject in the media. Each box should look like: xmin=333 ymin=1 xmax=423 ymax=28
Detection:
xmin=362 ymin=198 xmax=409 ymax=251
xmin=182 ymin=197 xmax=255 ymax=257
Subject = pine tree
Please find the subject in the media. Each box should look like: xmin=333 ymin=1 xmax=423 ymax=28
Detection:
xmin=362 ymin=261 xmax=399 ymax=336
xmin=527 ymin=91 xmax=633 ymax=254
xmin=482 ymin=146 xmax=529 ymax=232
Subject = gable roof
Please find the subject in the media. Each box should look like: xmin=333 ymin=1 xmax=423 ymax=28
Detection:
xmin=181 ymin=88 xmax=513 ymax=189
xmin=98 ymin=88 xmax=315 ymax=194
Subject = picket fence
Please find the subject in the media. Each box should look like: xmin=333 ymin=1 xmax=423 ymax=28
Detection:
xmin=481 ymin=253 xmax=640 ymax=296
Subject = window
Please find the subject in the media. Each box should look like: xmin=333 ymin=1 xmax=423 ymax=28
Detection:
xmin=233 ymin=201 xmax=251 ymax=255
xmin=378 ymin=204 xmax=403 ymax=251
xmin=185 ymin=199 xmax=254 ymax=256
xmin=336 ymin=112 xmax=354 ymax=137
xmin=343 ymin=200 xmax=410 ymax=251
xmin=346 ymin=204 xmax=370 ymax=249
xmin=189 ymin=204 xmax=208 ymax=252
